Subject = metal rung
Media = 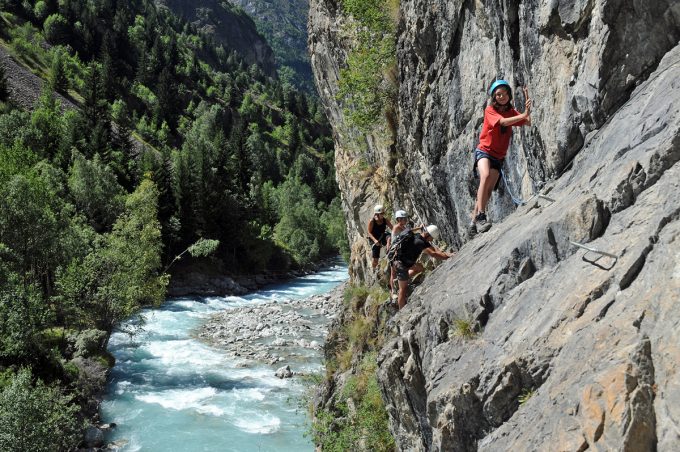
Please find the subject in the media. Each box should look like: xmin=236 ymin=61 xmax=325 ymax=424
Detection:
xmin=569 ymin=241 xmax=619 ymax=260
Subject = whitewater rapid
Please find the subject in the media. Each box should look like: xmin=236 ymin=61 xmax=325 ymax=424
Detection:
xmin=101 ymin=262 xmax=348 ymax=451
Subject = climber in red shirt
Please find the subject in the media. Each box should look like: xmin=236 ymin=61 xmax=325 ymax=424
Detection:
xmin=469 ymin=80 xmax=532 ymax=234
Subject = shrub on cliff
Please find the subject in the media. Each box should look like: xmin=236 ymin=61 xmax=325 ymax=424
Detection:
xmin=311 ymin=354 xmax=395 ymax=451
xmin=338 ymin=0 xmax=398 ymax=131
xmin=0 ymin=368 xmax=82 ymax=452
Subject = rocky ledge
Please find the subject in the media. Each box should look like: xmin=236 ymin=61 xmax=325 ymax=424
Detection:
xmin=168 ymin=258 xmax=340 ymax=297
xmin=197 ymin=283 xmax=347 ymax=374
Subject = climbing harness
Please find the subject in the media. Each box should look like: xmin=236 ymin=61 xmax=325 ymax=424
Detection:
xmin=569 ymin=240 xmax=618 ymax=269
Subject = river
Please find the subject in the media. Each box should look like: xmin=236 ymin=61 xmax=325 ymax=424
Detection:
xmin=101 ymin=261 xmax=348 ymax=451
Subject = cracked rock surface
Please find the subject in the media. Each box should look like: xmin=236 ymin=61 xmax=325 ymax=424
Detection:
xmin=377 ymin=47 xmax=680 ymax=451
xmin=309 ymin=0 xmax=680 ymax=449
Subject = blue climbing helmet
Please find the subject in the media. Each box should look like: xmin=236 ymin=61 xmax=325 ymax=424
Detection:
xmin=488 ymin=79 xmax=512 ymax=99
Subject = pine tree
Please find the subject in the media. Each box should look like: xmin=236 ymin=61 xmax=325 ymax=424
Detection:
xmin=154 ymin=67 xmax=178 ymax=130
xmin=80 ymin=63 xmax=111 ymax=158
xmin=48 ymin=49 xmax=68 ymax=94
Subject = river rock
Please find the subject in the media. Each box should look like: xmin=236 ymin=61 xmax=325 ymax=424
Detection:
xmin=83 ymin=426 xmax=104 ymax=448
xmin=275 ymin=365 xmax=294 ymax=379
xmin=198 ymin=283 xmax=347 ymax=372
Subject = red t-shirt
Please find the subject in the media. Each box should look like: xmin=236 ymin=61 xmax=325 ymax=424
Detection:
xmin=477 ymin=105 xmax=527 ymax=159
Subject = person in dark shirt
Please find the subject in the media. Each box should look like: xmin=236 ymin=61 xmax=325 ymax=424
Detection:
xmin=367 ymin=204 xmax=393 ymax=269
xmin=392 ymin=225 xmax=452 ymax=309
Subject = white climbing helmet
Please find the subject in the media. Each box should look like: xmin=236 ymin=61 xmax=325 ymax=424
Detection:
xmin=395 ymin=210 xmax=408 ymax=219
xmin=425 ymin=225 xmax=440 ymax=240
xmin=374 ymin=204 xmax=384 ymax=214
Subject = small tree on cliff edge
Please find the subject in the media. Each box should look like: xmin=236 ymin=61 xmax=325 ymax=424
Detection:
xmin=0 ymin=64 xmax=9 ymax=101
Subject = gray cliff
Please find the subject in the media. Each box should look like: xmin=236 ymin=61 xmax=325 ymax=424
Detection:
xmin=309 ymin=0 xmax=680 ymax=450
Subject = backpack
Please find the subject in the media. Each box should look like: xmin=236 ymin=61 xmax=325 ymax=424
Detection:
xmin=387 ymin=228 xmax=415 ymax=263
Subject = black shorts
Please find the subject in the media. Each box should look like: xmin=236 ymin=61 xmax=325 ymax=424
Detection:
xmin=393 ymin=261 xmax=411 ymax=281
xmin=370 ymin=237 xmax=387 ymax=258
xmin=473 ymin=149 xmax=504 ymax=189
xmin=474 ymin=149 xmax=504 ymax=173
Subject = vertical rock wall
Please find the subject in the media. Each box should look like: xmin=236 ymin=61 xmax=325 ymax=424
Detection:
xmin=397 ymin=0 xmax=680 ymax=247
xmin=309 ymin=0 xmax=402 ymax=282
xmin=310 ymin=0 xmax=680 ymax=450
xmin=310 ymin=0 xmax=680 ymax=270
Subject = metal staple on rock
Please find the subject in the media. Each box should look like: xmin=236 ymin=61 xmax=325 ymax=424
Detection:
xmin=569 ymin=240 xmax=619 ymax=268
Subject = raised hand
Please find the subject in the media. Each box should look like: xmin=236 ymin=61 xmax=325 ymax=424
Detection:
xmin=523 ymin=86 xmax=532 ymax=114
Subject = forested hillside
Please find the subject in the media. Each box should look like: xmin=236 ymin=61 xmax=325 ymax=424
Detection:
xmin=229 ymin=0 xmax=314 ymax=93
xmin=0 ymin=0 xmax=345 ymax=448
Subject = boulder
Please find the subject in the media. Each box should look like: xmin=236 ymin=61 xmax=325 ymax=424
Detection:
xmin=275 ymin=365 xmax=293 ymax=379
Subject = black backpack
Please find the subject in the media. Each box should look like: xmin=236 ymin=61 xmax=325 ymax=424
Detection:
xmin=387 ymin=228 xmax=415 ymax=263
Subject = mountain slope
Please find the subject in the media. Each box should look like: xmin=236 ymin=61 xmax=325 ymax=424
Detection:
xmin=377 ymin=47 xmax=680 ymax=450
xmin=230 ymin=0 xmax=314 ymax=92
xmin=156 ymin=0 xmax=276 ymax=73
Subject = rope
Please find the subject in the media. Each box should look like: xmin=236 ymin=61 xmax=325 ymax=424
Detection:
xmin=500 ymin=168 xmax=539 ymax=206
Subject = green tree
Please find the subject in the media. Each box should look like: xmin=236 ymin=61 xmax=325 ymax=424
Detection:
xmin=272 ymin=178 xmax=325 ymax=266
xmin=56 ymin=179 xmax=168 ymax=332
xmin=28 ymin=88 xmax=65 ymax=161
xmin=33 ymin=1 xmax=48 ymax=22
xmin=67 ymin=152 xmax=124 ymax=231
xmin=321 ymin=197 xmax=350 ymax=261
xmin=0 ymin=169 xmax=65 ymax=290
xmin=79 ymin=62 xmax=111 ymax=159
xmin=0 ymin=368 xmax=81 ymax=452
xmin=0 ymin=267 xmax=44 ymax=361
xmin=42 ymin=13 xmax=69 ymax=44
xmin=48 ymin=48 xmax=68 ymax=94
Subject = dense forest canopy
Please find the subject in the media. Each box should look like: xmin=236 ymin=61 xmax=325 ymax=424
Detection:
xmin=0 ymin=0 xmax=347 ymax=448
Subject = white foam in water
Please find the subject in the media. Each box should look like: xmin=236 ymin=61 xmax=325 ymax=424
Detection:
xmin=231 ymin=387 xmax=268 ymax=402
xmin=136 ymin=387 xmax=217 ymax=411
xmin=104 ymin=260 xmax=348 ymax=450
xmin=145 ymin=340 xmax=227 ymax=369
xmin=196 ymin=404 xmax=226 ymax=417
xmin=233 ymin=413 xmax=282 ymax=434
xmin=115 ymin=381 xmax=132 ymax=395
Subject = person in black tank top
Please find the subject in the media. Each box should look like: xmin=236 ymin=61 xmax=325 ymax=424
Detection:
xmin=367 ymin=204 xmax=393 ymax=269
xmin=392 ymin=225 xmax=453 ymax=309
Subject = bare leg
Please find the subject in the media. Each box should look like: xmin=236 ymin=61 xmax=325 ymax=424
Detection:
xmin=408 ymin=263 xmax=424 ymax=278
xmin=390 ymin=265 xmax=396 ymax=295
xmin=397 ymin=279 xmax=408 ymax=309
xmin=472 ymin=159 xmax=500 ymax=219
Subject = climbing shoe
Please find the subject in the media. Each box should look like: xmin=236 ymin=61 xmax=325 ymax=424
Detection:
xmin=475 ymin=212 xmax=492 ymax=233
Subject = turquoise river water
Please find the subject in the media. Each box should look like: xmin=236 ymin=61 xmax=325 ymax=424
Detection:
xmin=101 ymin=261 xmax=348 ymax=451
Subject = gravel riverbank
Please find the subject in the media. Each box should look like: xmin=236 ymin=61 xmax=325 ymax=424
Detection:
xmin=197 ymin=282 xmax=347 ymax=376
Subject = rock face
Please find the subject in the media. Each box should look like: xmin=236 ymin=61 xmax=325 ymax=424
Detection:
xmin=309 ymin=0 xmax=680 ymax=275
xmin=309 ymin=0 xmax=680 ymax=450
xmin=309 ymin=0 xmax=401 ymax=283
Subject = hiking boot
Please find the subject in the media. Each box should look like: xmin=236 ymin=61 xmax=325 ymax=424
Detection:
xmin=475 ymin=212 xmax=492 ymax=233
xmin=467 ymin=221 xmax=477 ymax=236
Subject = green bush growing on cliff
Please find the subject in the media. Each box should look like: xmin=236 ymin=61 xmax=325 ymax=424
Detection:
xmin=338 ymin=0 xmax=398 ymax=131
xmin=311 ymin=353 xmax=395 ymax=451
xmin=314 ymin=286 xmax=395 ymax=450
xmin=0 ymin=368 xmax=82 ymax=452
